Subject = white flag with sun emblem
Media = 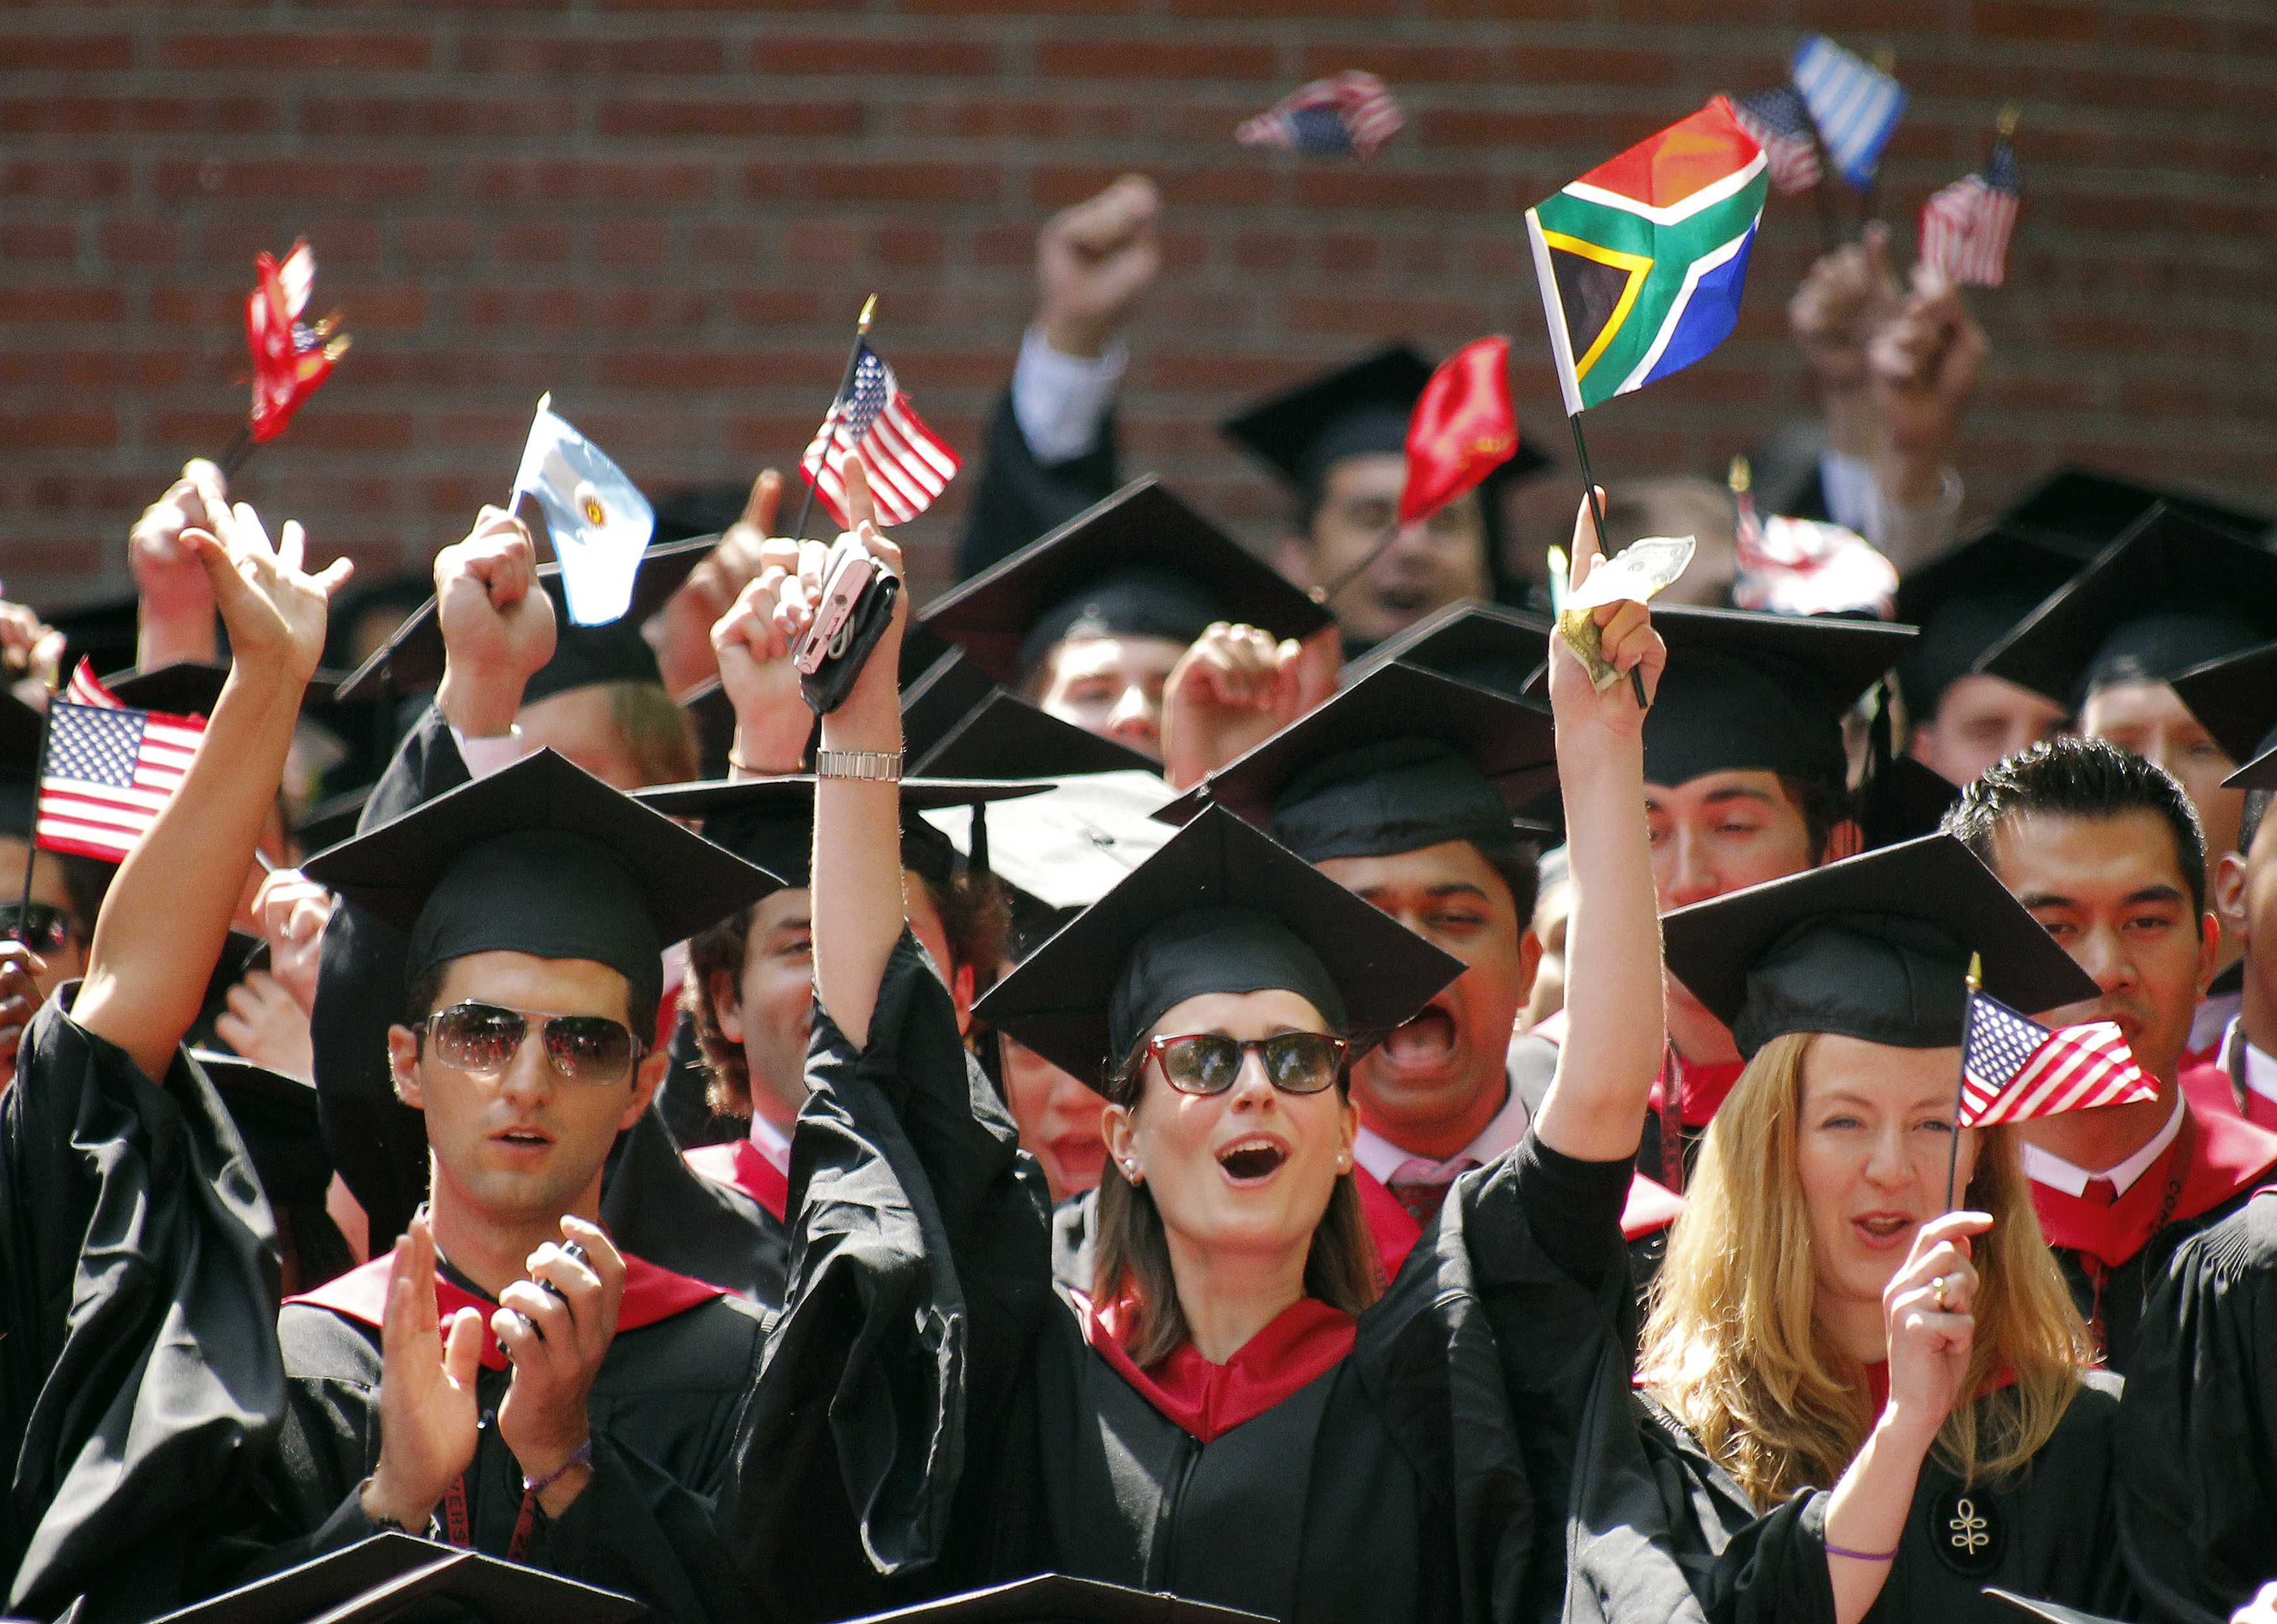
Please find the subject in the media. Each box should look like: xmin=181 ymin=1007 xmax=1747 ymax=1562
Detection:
xmin=509 ymin=393 xmax=654 ymax=626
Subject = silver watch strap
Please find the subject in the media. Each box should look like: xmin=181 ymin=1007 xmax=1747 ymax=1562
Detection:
xmin=813 ymin=748 xmax=904 ymax=782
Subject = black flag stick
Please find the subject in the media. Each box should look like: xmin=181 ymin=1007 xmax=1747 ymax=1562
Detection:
xmin=1564 ymin=412 xmax=1650 ymax=711
xmin=1945 ymin=951 xmax=1982 ymax=1211
xmin=217 ymin=426 xmax=256 ymax=481
xmin=790 ymin=294 xmax=879 ymax=540
xmin=14 ymin=700 xmax=53 ymax=949
xmin=1807 ymin=124 xmax=1840 ymax=254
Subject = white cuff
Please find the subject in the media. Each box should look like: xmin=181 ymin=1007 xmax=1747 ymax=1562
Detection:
xmin=1010 ymin=325 xmax=1126 ymax=466
xmin=449 ymin=724 xmax=534 ymax=782
xmin=1817 ymin=451 xmax=1964 ymax=571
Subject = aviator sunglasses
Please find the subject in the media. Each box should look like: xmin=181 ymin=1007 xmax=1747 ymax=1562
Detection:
xmin=420 ymin=1000 xmax=644 ymax=1085
xmin=1143 ymin=1031 xmax=1351 ymax=1097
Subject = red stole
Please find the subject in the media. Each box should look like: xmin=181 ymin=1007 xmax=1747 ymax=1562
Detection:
xmin=2030 ymin=1094 xmax=2277 ymax=1271
xmin=290 ymin=1247 xmax=726 ymax=1373
xmin=686 ymin=1138 xmax=790 ymax=1222
xmin=1531 ymin=1010 xmax=1744 ymax=1130
xmin=2187 ymin=1039 xmax=2277 ymax=1131
xmin=1353 ymin=1162 xmax=1680 ymax=1279
xmin=1085 ymin=1295 xmax=1357 ymax=1444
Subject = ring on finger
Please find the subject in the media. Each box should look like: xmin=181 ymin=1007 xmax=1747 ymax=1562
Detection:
xmin=1932 ymin=1275 xmax=1948 ymax=1311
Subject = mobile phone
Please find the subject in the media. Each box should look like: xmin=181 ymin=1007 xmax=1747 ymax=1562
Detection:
xmin=795 ymin=544 xmax=878 ymax=675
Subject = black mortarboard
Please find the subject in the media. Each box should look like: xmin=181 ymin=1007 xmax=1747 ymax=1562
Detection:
xmin=1890 ymin=527 xmax=2089 ymax=720
xmin=1997 ymin=467 xmax=2272 ymax=553
xmin=835 ymin=1573 xmax=1272 ymax=1623
xmin=919 ymin=479 xmax=1332 ymax=688
xmin=98 ymin=659 xmax=345 ymax=715
xmin=151 ymin=1530 xmax=645 ymax=1624
xmin=1337 ymin=596 xmax=1552 ymax=700
xmin=920 ymin=769 xmax=1177 ymax=921
xmin=1660 ymin=832 xmax=2097 ymax=1058
xmin=193 ymin=1050 xmax=332 ymax=1207
xmin=1976 ymin=505 xmax=2277 ymax=708
xmin=650 ymin=479 xmax=751 ymax=544
xmin=45 ymin=588 xmax=140 ymax=686
xmin=975 ymin=805 xmax=1462 ymax=1088
xmin=0 ymin=691 xmax=46 ymax=831
xmin=303 ymin=751 xmax=778 ymax=1022
xmin=333 ymin=535 xmax=716 ymax=703
xmin=1525 ymin=607 xmax=1914 ymax=792
xmin=1859 ymin=753 xmax=1963 ymax=851
xmin=919 ymin=688 xmax=1159 ymax=780
xmin=635 ymin=774 xmax=1045 ymax=890
xmin=1161 ymin=664 xmax=1558 ymax=873
xmin=2166 ymin=641 xmax=2277 ymax=792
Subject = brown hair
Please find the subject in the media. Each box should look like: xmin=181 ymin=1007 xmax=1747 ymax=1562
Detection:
xmin=1639 ymin=1030 xmax=2094 ymax=1506
xmin=1091 ymin=1039 xmax=1381 ymax=1368
xmin=604 ymin=680 xmax=700 ymax=789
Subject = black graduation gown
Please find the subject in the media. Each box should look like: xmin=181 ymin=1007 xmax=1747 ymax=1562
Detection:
xmin=731 ymin=931 xmax=1707 ymax=1624
xmin=2116 ymin=1190 xmax=2277 ymax=1624
xmin=221 ymin=1257 xmax=767 ymax=1623
xmin=1637 ymin=1376 xmax=2129 ymax=1624
xmin=952 ymin=388 xmax=1123 ymax=581
xmin=307 ymin=704 xmax=786 ymax=1307
xmin=1 ymin=998 xmax=284 ymax=1622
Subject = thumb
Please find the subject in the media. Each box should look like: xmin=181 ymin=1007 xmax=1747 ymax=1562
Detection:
xmin=178 ymin=527 xmax=245 ymax=607
xmin=442 ymin=1307 xmax=485 ymax=1388
xmin=742 ymin=468 xmax=783 ymax=533
xmin=1863 ymin=220 xmax=1897 ymax=294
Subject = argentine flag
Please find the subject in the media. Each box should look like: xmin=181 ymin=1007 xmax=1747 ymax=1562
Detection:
xmin=510 ymin=394 xmax=654 ymax=626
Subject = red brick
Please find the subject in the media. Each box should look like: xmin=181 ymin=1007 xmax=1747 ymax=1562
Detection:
xmin=0 ymin=160 xmax=128 ymax=198
xmin=301 ymin=97 xmax=577 ymax=141
xmin=0 ymin=288 xmax=128 ymax=323
xmin=595 ymin=98 xmax=866 ymax=140
xmin=1974 ymin=0 xmax=2103 ymax=44
xmin=153 ymin=159 xmax=431 ymax=202
xmin=457 ymin=34 xmax=725 ymax=74
xmin=746 ymin=34 xmax=1001 ymax=75
xmin=0 ymin=413 xmax=116 ymax=451
xmin=0 ymin=223 xmax=78 ymax=260
xmin=743 ymin=161 xmax=1003 ymax=206
xmin=157 ymin=32 xmax=433 ymax=72
xmin=0 ymin=34 xmax=133 ymax=70
xmin=1034 ymin=38 xmax=1278 ymax=81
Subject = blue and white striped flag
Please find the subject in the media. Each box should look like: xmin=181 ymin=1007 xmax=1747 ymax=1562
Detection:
xmin=1791 ymin=34 xmax=1906 ymax=190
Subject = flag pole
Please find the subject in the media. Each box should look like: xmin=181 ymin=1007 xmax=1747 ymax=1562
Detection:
xmin=217 ymin=425 xmax=255 ymax=481
xmin=791 ymin=295 xmax=879 ymax=540
xmin=1565 ymin=412 xmax=1650 ymax=710
xmin=1945 ymin=950 xmax=1982 ymax=1211
xmin=15 ymin=700 xmax=53 ymax=949
xmin=1805 ymin=124 xmax=1840 ymax=254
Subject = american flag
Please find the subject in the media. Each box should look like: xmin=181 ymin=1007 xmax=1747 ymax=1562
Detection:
xmin=63 ymin=658 xmax=122 ymax=710
xmin=1959 ymin=991 xmax=2156 ymax=1127
xmin=1732 ymin=85 xmax=1822 ymax=195
xmin=1731 ymin=497 xmax=1896 ymax=619
xmin=1235 ymin=72 xmax=1405 ymax=161
xmin=799 ymin=343 xmax=960 ymax=529
xmin=1791 ymin=34 xmax=1906 ymax=189
xmin=1919 ymin=137 xmax=2021 ymax=288
xmin=35 ymin=698 xmax=204 ymax=862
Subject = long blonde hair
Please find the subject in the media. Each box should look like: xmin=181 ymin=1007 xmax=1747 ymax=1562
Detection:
xmin=1639 ymin=1030 xmax=2095 ymax=1507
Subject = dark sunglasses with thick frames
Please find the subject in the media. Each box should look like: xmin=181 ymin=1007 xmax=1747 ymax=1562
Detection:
xmin=420 ymin=1000 xmax=645 ymax=1085
xmin=1143 ymin=1030 xmax=1351 ymax=1097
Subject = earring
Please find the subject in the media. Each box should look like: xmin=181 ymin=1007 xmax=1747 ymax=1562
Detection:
xmin=1124 ymin=1160 xmax=1142 ymax=1185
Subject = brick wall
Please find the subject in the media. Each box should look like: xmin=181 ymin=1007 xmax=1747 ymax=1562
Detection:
xmin=3 ymin=0 xmax=2272 ymax=611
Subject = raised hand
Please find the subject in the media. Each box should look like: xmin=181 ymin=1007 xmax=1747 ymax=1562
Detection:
xmin=1868 ymin=262 xmax=1986 ymax=493
xmin=657 ymin=467 xmax=785 ymax=699
xmin=0 ymin=601 xmax=62 ymax=703
xmin=180 ymin=499 xmax=353 ymax=687
xmin=1160 ymin=621 xmax=1307 ymax=790
xmin=214 ymin=969 xmax=316 ymax=1082
xmin=1788 ymin=223 xmax=1904 ymax=394
xmin=763 ymin=459 xmax=907 ymax=724
xmin=1880 ymin=1209 xmax=1991 ymax=1444
xmin=711 ymin=541 xmax=811 ymax=777
xmin=363 ymin=1213 xmax=483 ymax=1530
xmin=249 ymin=868 xmax=332 ymax=1013
xmin=433 ymin=507 xmax=556 ymax=738
xmin=492 ymin=1215 xmax=621 ymax=1513
xmin=1544 ymin=490 xmax=1665 ymax=740
xmin=129 ymin=460 xmax=230 ymax=660
xmin=1037 ymin=174 xmax=1161 ymax=359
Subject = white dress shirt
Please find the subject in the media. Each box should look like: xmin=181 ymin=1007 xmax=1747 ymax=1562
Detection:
xmin=2022 ymin=1089 xmax=2185 ymax=1199
xmin=1009 ymin=325 xmax=1126 ymax=466
xmin=1353 ymin=1071 xmax=1532 ymax=1188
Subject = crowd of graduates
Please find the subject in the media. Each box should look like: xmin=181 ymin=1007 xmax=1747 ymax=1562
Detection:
xmin=4 ymin=172 xmax=2277 ymax=1624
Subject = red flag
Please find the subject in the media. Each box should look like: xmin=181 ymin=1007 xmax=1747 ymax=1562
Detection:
xmin=1398 ymin=337 xmax=1517 ymax=527
xmin=246 ymin=240 xmax=349 ymax=444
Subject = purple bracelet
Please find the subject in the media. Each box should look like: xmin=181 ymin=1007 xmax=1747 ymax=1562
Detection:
xmin=522 ymin=1439 xmax=594 ymax=1498
xmin=1824 ymin=1540 xmax=1898 ymax=1562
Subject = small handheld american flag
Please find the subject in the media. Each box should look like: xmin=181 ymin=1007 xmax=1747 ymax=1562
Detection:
xmin=1960 ymin=986 xmax=2154 ymax=1128
xmin=1235 ymin=72 xmax=1405 ymax=161
xmin=1919 ymin=134 xmax=2021 ymax=288
xmin=798 ymin=341 xmax=960 ymax=530
xmin=1731 ymin=85 xmax=1822 ymax=196
xmin=35 ymin=687 xmax=204 ymax=863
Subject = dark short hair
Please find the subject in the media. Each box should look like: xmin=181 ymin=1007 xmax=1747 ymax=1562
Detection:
xmin=2241 ymin=790 xmax=2274 ymax=861
xmin=401 ymin=956 xmax=639 ymax=1032
xmin=1943 ymin=737 xmax=2207 ymax=916
xmin=1483 ymin=841 xmax=1544 ymax=937
xmin=1778 ymin=773 xmax=1853 ymax=868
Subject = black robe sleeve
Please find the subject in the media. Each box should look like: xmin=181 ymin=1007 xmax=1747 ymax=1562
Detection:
xmin=953 ymin=388 xmax=1122 ymax=581
xmin=1 ymin=1000 xmax=285 ymax=1621
xmin=1629 ymin=1400 xmax=1836 ymax=1624
xmin=2118 ymin=1195 xmax=2277 ymax=1624
xmin=727 ymin=929 xmax=1053 ymax=1620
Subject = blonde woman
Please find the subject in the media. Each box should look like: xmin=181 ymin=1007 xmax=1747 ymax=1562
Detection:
xmin=1637 ymin=834 xmax=2130 ymax=1624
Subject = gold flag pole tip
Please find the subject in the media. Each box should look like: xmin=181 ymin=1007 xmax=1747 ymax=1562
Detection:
xmin=1997 ymin=104 xmax=2021 ymax=139
xmin=1966 ymin=951 xmax=1983 ymax=992
xmin=857 ymin=295 xmax=878 ymax=334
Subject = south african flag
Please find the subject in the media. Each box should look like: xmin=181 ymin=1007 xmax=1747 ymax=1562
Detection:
xmin=1525 ymin=98 xmax=1768 ymax=418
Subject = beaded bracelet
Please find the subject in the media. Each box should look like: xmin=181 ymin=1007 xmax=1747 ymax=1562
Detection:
xmin=522 ymin=1439 xmax=595 ymax=1498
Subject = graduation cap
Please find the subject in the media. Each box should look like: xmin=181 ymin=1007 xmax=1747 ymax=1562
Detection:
xmin=1997 ymin=466 xmax=2272 ymax=553
xmin=1336 ymin=596 xmax=1552 ymax=700
xmin=192 ymin=1050 xmax=332 ymax=1207
xmin=1162 ymin=663 xmax=1558 ymax=874
xmin=0 ymin=691 xmax=46 ymax=831
xmin=332 ymin=535 xmax=717 ymax=703
xmin=975 ymin=804 xmax=1463 ymax=1088
xmin=835 ymin=1573 xmax=1272 ymax=1623
xmin=150 ymin=1530 xmax=644 ymax=1624
xmin=1660 ymin=832 xmax=2097 ymax=1058
xmin=919 ymin=478 xmax=1333 ymax=689
xmin=98 ymin=658 xmax=347 ymax=715
xmin=901 ymin=648 xmax=1156 ymax=779
xmin=1976 ymin=505 xmax=2277 ymax=709
xmin=1524 ymin=606 xmax=1914 ymax=793
xmin=2166 ymin=640 xmax=2277 ymax=792
xmin=303 ymin=749 xmax=779 ymax=1024
xmin=1889 ymin=526 xmax=2089 ymax=720
xmin=44 ymin=588 xmax=140 ymax=687
xmin=1859 ymin=752 xmax=1963 ymax=851
xmin=635 ymin=773 xmax=1046 ymax=889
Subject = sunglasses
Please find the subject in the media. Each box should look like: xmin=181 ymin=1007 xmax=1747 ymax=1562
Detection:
xmin=420 ymin=1000 xmax=643 ymax=1085
xmin=1144 ymin=1031 xmax=1350 ymax=1097
xmin=0 ymin=901 xmax=77 ymax=956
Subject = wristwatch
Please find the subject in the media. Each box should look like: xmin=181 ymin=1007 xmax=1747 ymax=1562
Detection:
xmin=813 ymin=749 xmax=903 ymax=782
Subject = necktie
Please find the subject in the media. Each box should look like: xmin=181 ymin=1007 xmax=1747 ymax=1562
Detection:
xmin=2081 ymin=1176 xmax=2120 ymax=1208
xmin=1386 ymin=1157 xmax=1478 ymax=1227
